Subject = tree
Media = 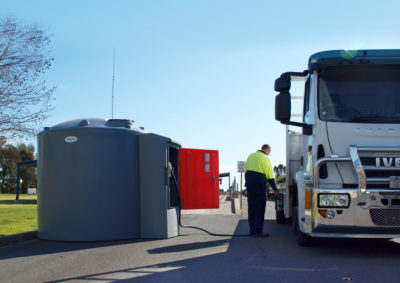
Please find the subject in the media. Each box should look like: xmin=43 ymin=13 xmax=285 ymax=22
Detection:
xmin=0 ymin=137 xmax=36 ymax=193
xmin=0 ymin=17 xmax=55 ymax=138
xmin=273 ymin=164 xmax=286 ymax=178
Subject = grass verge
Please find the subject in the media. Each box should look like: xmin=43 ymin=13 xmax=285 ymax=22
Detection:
xmin=0 ymin=194 xmax=37 ymax=236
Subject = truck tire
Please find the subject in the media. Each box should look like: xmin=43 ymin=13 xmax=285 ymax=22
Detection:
xmin=275 ymin=210 xmax=285 ymax=224
xmin=292 ymin=205 xmax=313 ymax=246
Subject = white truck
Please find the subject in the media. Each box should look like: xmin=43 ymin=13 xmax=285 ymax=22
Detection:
xmin=274 ymin=50 xmax=400 ymax=246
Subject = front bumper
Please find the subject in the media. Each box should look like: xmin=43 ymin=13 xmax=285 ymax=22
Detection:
xmin=306 ymin=188 xmax=400 ymax=238
xmin=305 ymin=145 xmax=400 ymax=238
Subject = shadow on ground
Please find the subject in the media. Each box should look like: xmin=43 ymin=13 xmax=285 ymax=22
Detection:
xmin=147 ymin=239 xmax=231 ymax=254
xmin=0 ymin=199 xmax=37 ymax=205
xmin=3 ymin=217 xmax=400 ymax=283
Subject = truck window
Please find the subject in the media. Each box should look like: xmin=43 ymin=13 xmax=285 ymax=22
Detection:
xmin=318 ymin=65 xmax=400 ymax=123
xmin=303 ymin=78 xmax=311 ymax=122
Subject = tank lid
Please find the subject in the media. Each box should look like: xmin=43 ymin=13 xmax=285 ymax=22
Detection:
xmin=105 ymin=119 xmax=134 ymax=129
xmin=42 ymin=118 xmax=141 ymax=132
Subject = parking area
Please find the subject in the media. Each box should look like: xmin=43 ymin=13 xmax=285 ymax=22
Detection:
xmin=1 ymin=199 xmax=400 ymax=283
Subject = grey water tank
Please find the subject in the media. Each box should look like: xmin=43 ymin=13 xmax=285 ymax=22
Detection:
xmin=37 ymin=118 xmax=144 ymax=241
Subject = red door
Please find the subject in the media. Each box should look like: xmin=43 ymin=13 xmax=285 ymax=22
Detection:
xmin=179 ymin=148 xmax=219 ymax=209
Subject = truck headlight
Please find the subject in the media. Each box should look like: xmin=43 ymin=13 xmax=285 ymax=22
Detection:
xmin=320 ymin=195 xmax=334 ymax=207
xmin=318 ymin=194 xmax=350 ymax=208
xmin=335 ymin=195 xmax=349 ymax=207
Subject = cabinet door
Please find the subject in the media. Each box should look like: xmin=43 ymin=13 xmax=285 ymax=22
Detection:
xmin=179 ymin=148 xmax=219 ymax=209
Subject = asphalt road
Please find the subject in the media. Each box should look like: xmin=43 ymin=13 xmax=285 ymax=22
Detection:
xmin=1 ymin=199 xmax=400 ymax=283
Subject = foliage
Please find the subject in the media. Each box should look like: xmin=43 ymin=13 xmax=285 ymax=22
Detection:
xmin=0 ymin=17 xmax=55 ymax=138
xmin=0 ymin=137 xmax=36 ymax=193
xmin=273 ymin=164 xmax=286 ymax=178
xmin=276 ymin=176 xmax=286 ymax=184
xmin=0 ymin=194 xmax=37 ymax=236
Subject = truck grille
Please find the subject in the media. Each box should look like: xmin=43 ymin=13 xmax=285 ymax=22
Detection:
xmin=360 ymin=157 xmax=400 ymax=189
xmin=370 ymin=209 xmax=400 ymax=226
xmin=379 ymin=192 xmax=400 ymax=197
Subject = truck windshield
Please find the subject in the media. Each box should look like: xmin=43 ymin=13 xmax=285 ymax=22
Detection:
xmin=318 ymin=65 xmax=400 ymax=123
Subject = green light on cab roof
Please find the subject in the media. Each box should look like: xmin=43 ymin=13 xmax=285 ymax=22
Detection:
xmin=340 ymin=49 xmax=358 ymax=60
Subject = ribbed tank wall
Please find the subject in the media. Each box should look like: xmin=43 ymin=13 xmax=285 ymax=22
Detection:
xmin=37 ymin=126 xmax=140 ymax=241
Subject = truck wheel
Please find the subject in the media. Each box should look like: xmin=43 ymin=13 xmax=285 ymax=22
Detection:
xmin=292 ymin=205 xmax=313 ymax=246
xmin=275 ymin=210 xmax=285 ymax=224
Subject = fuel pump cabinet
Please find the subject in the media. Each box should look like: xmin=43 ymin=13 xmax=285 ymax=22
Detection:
xmin=38 ymin=118 xmax=220 ymax=241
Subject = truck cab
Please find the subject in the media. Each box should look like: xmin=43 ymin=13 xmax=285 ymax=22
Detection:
xmin=274 ymin=50 xmax=400 ymax=245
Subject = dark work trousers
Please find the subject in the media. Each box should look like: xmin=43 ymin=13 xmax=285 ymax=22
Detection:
xmin=247 ymin=185 xmax=267 ymax=234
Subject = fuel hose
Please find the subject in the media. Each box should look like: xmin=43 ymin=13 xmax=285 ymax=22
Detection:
xmin=168 ymin=162 xmax=249 ymax=237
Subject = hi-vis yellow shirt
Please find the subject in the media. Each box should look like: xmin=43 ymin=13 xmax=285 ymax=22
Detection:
xmin=245 ymin=151 xmax=275 ymax=179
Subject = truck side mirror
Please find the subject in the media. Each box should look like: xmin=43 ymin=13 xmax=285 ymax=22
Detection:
xmin=275 ymin=91 xmax=291 ymax=122
xmin=275 ymin=76 xmax=291 ymax=122
xmin=302 ymin=125 xmax=312 ymax=135
xmin=274 ymin=72 xmax=312 ymax=132
xmin=274 ymin=76 xmax=291 ymax=92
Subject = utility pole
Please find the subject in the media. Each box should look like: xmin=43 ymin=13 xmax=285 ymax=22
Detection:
xmin=111 ymin=48 xmax=115 ymax=119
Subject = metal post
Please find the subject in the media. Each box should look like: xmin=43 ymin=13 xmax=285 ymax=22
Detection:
xmin=229 ymin=175 xmax=231 ymax=197
xmin=236 ymin=183 xmax=239 ymax=210
xmin=231 ymin=177 xmax=236 ymax=214
xmin=16 ymin=163 xmax=21 ymax=201
xmin=240 ymin=173 xmax=242 ymax=208
xmin=15 ymin=160 xmax=37 ymax=201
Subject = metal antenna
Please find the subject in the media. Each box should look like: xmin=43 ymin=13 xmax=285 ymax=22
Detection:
xmin=111 ymin=48 xmax=115 ymax=119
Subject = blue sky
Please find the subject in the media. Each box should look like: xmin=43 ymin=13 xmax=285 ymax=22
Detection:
xmin=2 ymin=0 xmax=400 ymax=189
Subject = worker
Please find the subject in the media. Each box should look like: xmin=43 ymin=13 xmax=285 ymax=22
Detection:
xmin=245 ymin=144 xmax=280 ymax=237
xmin=307 ymin=145 xmax=312 ymax=172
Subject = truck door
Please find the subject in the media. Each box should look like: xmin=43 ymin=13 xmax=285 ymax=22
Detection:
xmin=179 ymin=148 xmax=219 ymax=209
